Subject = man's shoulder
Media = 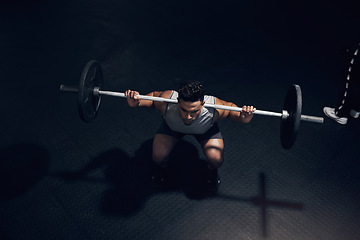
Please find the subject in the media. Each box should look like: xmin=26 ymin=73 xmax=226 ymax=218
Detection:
xmin=160 ymin=90 xmax=175 ymax=98
xmin=204 ymin=94 xmax=216 ymax=103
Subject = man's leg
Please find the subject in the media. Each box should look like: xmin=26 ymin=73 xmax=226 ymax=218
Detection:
xmin=151 ymin=133 xmax=179 ymax=188
xmin=151 ymin=120 xmax=185 ymax=188
xmin=195 ymin=123 xmax=224 ymax=192
xmin=326 ymin=43 xmax=360 ymax=123
xmin=152 ymin=133 xmax=178 ymax=168
xmin=201 ymin=138 xmax=224 ymax=170
xmin=201 ymin=138 xmax=224 ymax=192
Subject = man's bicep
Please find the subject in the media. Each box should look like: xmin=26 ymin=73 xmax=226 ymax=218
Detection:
xmin=214 ymin=97 xmax=229 ymax=119
xmin=215 ymin=97 xmax=240 ymax=120
xmin=153 ymin=90 xmax=172 ymax=113
xmin=138 ymin=91 xmax=163 ymax=108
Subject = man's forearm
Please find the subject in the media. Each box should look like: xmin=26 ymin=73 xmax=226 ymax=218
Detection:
xmin=227 ymin=103 xmax=254 ymax=123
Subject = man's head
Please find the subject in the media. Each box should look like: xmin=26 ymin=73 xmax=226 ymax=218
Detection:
xmin=177 ymin=81 xmax=205 ymax=125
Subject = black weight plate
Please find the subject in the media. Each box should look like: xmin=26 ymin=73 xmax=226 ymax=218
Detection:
xmin=280 ymin=84 xmax=302 ymax=149
xmin=78 ymin=60 xmax=103 ymax=122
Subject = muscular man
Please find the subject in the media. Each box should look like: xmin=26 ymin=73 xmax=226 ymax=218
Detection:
xmin=125 ymin=81 xmax=255 ymax=191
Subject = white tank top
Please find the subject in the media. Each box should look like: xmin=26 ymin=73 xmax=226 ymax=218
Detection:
xmin=163 ymin=91 xmax=216 ymax=134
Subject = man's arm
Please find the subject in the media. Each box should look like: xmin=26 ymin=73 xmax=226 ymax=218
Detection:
xmin=214 ymin=97 xmax=255 ymax=123
xmin=125 ymin=89 xmax=172 ymax=114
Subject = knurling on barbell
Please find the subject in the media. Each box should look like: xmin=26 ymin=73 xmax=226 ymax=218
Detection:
xmin=60 ymin=60 xmax=324 ymax=149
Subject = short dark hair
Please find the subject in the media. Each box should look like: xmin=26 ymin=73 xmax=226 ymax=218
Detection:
xmin=178 ymin=81 xmax=205 ymax=102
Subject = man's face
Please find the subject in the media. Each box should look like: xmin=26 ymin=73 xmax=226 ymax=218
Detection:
xmin=177 ymin=99 xmax=204 ymax=125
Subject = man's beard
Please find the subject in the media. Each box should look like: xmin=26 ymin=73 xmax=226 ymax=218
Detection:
xmin=183 ymin=120 xmax=193 ymax=125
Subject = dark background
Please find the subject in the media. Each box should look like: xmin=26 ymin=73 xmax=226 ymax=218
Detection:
xmin=0 ymin=0 xmax=359 ymax=239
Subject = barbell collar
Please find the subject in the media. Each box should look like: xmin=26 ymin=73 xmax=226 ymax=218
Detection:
xmin=281 ymin=109 xmax=323 ymax=123
xmin=60 ymin=84 xmax=78 ymax=93
xmin=93 ymin=87 xmax=100 ymax=97
xmin=300 ymin=114 xmax=324 ymax=123
xmin=282 ymin=110 xmax=289 ymax=120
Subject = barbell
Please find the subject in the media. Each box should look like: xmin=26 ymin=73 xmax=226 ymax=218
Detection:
xmin=60 ymin=60 xmax=324 ymax=149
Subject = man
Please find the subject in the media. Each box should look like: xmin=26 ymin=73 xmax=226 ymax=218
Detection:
xmin=323 ymin=43 xmax=360 ymax=124
xmin=125 ymin=81 xmax=255 ymax=191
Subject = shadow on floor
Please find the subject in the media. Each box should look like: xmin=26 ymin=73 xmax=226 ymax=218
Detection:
xmin=218 ymin=172 xmax=304 ymax=238
xmin=0 ymin=142 xmax=49 ymax=201
xmin=166 ymin=140 xmax=211 ymax=200
xmin=54 ymin=138 xmax=213 ymax=216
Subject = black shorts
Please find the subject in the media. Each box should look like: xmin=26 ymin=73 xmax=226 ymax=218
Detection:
xmin=156 ymin=120 xmax=223 ymax=143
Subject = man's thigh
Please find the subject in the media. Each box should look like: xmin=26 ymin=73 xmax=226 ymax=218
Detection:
xmin=201 ymin=138 xmax=224 ymax=168
xmin=195 ymin=123 xmax=224 ymax=169
xmin=152 ymin=134 xmax=179 ymax=166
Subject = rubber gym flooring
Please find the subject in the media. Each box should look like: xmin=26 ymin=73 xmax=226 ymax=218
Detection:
xmin=1 ymin=0 xmax=359 ymax=239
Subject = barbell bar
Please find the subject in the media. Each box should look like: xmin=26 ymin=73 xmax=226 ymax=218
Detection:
xmin=96 ymin=88 xmax=323 ymax=123
xmin=60 ymin=85 xmax=323 ymax=123
xmin=60 ymin=60 xmax=324 ymax=149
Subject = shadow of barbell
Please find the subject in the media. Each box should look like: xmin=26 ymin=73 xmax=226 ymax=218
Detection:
xmin=218 ymin=172 xmax=304 ymax=238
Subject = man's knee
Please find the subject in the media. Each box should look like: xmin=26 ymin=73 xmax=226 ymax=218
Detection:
xmin=152 ymin=134 xmax=177 ymax=167
xmin=202 ymin=138 xmax=224 ymax=169
xmin=152 ymin=150 xmax=169 ymax=167
xmin=206 ymin=148 xmax=224 ymax=169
